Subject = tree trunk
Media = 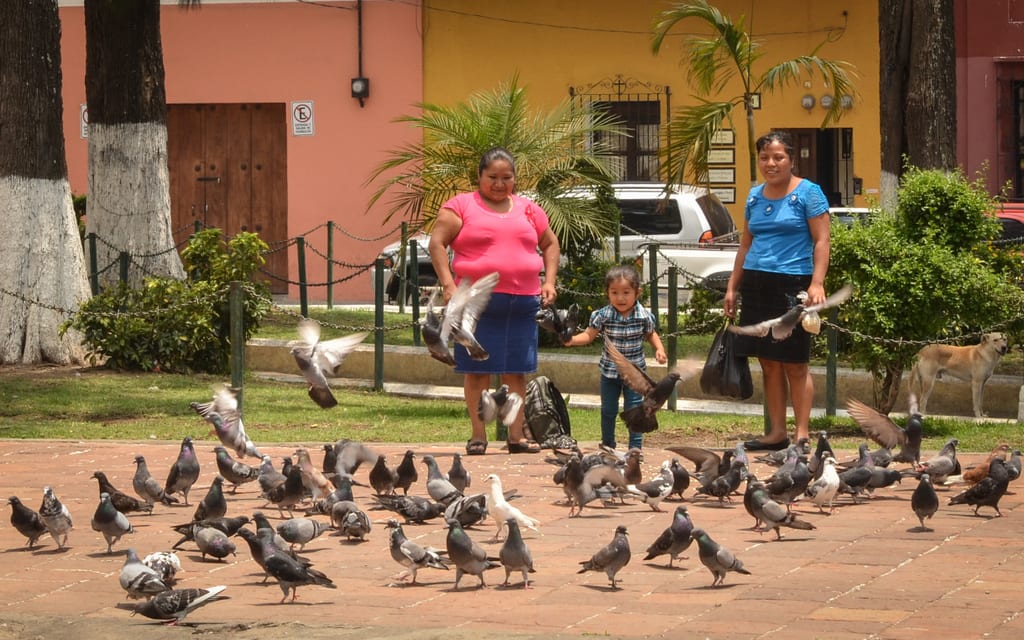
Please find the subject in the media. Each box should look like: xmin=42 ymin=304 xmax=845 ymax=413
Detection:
xmin=873 ymin=362 xmax=905 ymax=415
xmin=878 ymin=0 xmax=957 ymax=206
xmin=0 ymin=0 xmax=90 ymax=365
xmin=84 ymin=0 xmax=184 ymax=287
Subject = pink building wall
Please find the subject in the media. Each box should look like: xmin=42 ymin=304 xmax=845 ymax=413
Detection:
xmin=58 ymin=0 xmax=424 ymax=303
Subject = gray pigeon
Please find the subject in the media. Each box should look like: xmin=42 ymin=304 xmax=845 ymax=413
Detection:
xmin=562 ymin=454 xmax=645 ymax=517
xmin=190 ymin=386 xmax=262 ymax=458
xmin=171 ymin=515 xmax=250 ymax=549
xmin=265 ymin=463 xmax=306 ymax=518
xmin=629 ymin=466 xmax=675 ymax=512
xmin=1007 ymin=449 xmax=1022 ymax=483
xmin=213 ymin=446 xmax=259 ymax=493
xmin=603 ymin=337 xmax=702 ymax=433
xmin=276 ymin=517 xmax=331 ymax=551
xmin=192 ymin=476 xmax=228 ymax=523
xmin=129 ymin=585 xmax=227 ymax=626
xmin=666 ymin=458 xmax=690 ymax=500
xmin=915 ymin=438 xmax=959 ymax=485
xmin=306 ymin=478 xmax=355 ymax=516
xmin=7 ymin=496 xmax=47 ymax=549
xmin=257 ymin=456 xmax=287 ymax=497
xmin=92 ymin=471 xmax=152 ymax=516
xmin=372 ymin=494 xmax=446 ymax=524
xmin=386 ymin=519 xmax=448 ymax=585
xmin=133 ymin=455 xmax=179 ymax=506
xmin=948 ymin=457 xmax=1010 ymax=517
xmin=847 ymin=398 xmax=923 ymax=464
xmin=691 ymin=527 xmax=751 ymax=587
xmin=447 ymin=453 xmax=471 ymax=494
xmin=643 ymin=505 xmax=693 ymax=568
xmin=423 ymin=455 xmax=463 ymax=505
xmin=444 ymin=493 xmax=490 ymax=528
xmin=120 ymin=547 xmax=171 ymax=599
xmin=445 ymin=517 xmax=500 ymax=590
xmin=577 ymin=524 xmax=631 ymax=589
xmin=478 ymin=384 xmax=524 ymax=428
xmin=763 ymin=448 xmax=810 ymax=511
xmin=911 ymin=473 xmax=939 ymax=531
xmin=728 ymin=284 xmax=853 ymax=340
xmin=445 ymin=272 xmax=501 ymax=361
xmin=422 ymin=290 xmax=455 ymax=366
xmin=748 ymin=480 xmax=816 ymax=541
xmin=394 ymin=449 xmax=418 ymax=495
xmin=535 ymin=302 xmax=580 ymax=344
xmin=338 ymin=508 xmax=373 ymax=541
xmin=91 ymin=492 xmax=134 ymax=553
xmin=38 ymin=486 xmax=73 ymax=550
xmin=195 ymin=526 xmax=237 ymax=562
xmin=368 ymin=454 xmax=398 ymax=495
xmin=499 ymin=519 xmax=535 ymax=589
xmin=256 ymin=527 xmax=336 ymax=602
xmin=164 ymin=436 xmax=201 ymax=506
xmin=290 ymin=319 xmax=368 ymax=409
xmin=696 ymin=458 xmax=746 ymax=504
xmin=805 ymin=455 xmax=841 ymax=514
xmin=333 ymin=439 xmax=380 ymax=478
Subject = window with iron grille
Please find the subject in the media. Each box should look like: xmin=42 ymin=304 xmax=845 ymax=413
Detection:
xmin=570 ymin=75 xmax=671 ymax=183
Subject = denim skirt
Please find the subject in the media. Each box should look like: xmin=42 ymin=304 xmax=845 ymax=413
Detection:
xmin=454 ymin=293 xmax=540 ymax=374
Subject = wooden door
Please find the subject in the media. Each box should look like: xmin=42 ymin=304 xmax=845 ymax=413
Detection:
xmin=168 ymin=103 xmax=288 ymax=293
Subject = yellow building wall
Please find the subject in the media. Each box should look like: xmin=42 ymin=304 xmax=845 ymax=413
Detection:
xmin=422 ymin=0 xmax=881 ymax=222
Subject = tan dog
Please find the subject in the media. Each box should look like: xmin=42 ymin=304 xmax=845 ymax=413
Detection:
xmin=907 ymin=332 xmax=1010 ymax=417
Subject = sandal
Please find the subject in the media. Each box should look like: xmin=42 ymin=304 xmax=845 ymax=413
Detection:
xmin=465 ymin=440 xmax=488 ymax=456
xmin=506 ymin=440 xmax=541 ymax=454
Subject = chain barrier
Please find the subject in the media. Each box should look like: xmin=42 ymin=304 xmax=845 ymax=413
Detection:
xmin=304 ymin=240 xmax=378 ymax=270
xmin=334 ymin=220 xmax=407 ymax=243
xmin=269 ymin=303 xmax=419 ymax=335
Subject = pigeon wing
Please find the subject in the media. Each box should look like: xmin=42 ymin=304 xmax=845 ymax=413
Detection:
xmin=603 ymin=336 xmax=655 ymax=395
xmin=846 ymin=398 xmax=906 ymax=449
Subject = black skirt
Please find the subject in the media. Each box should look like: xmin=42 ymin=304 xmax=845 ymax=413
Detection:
xmin=734 ymin=269 xmax=813 ymax=363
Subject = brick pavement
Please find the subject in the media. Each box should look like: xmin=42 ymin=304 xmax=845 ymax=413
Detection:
xmin=1 ymin=438 xmax=1022 ymax=639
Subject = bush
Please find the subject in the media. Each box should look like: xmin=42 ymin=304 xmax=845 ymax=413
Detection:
xmin=63 ymin=229 xmax=272 ymax=373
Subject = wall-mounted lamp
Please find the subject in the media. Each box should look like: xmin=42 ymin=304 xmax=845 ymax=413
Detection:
xmin=840 ymin=94 xmax=854 ymax=109
xmin=820 ymin=94 xmax=834 ymax=109
xmin=351 ymin=77 xmax=370 ymax=106
xmin=801 ymin=94 xmax=816 ymax=110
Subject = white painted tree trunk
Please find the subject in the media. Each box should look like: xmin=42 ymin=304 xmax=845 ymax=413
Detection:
xmin=0 ymin=177 xmax=90 ymax=364
xmin=86 ymin=122 xmax=185 ymax=288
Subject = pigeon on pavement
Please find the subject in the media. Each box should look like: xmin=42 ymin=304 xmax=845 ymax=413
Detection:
xmin=443 ymin=493 xmax=490 ymax=528
xmin=666 ymin=458 xmax=690 ymax=500
xmin=643 ymin=505 xmax=693 ymax=567
xmin=142 ymin=551 xmax=182 ymax=584
xmin=603 ymin=337 xmax=702 ymax=433
xmin=190 ymin=386 xmax=262 ymax=458
xmin=128 ymin=585 xmax=227 ymax=626
xmin=445 ymin=517 xmax=500 ymax=590
xmin=945 ymin=443 xmax=1011 ymax=486
xmin=213 ymin=446 xmax=259 ymax=493
xmin=276 ymin=517 xmax=331 ymax=551
xmin=422 ymin=455 xmax=463 ymax=506
xmin=257 ymin=527 xmax=336 ymax=602
xmin=133 ymin=455 xmax=179 ymax=507
xmin=333 ymin=439 xmax=380 ymax=478
xmin=372 ymin=494 xmax=446 ymax=525
xmin=911 ymin=473 xmax=939 ymax=531
xmin=265 ymin=463 xmax=307 ymax=518
xmin=38 ymin=486 xmax=73 ymax=550
xmin=763 ymin=447 xmax=811 ymax=511
xmin=577 ymin=524 xmax=631 ymax=590
xmin=728 ymin=284 xmax=853 ymax=340
xmin=915 ymin=438 xmax=960 ymax=485
xmin=562 ymin=454 xmax=646 ymax=517
xmin=338 ymin=508 xmax=373 ymax=541
xmin=394 ymin=449 xmax=418 ymax=495
xmin=691 ymin=527 xmax=751 ymax=587
xmin=747 ymin=479 xmax=816 ymax=540
xmin=164 ymin=436 xmax=201 ymax=506
xmin=195 ymin=526 xmax=236 ymax=562
xmin=446 ymin=453 xmax=471 ymax=494
xmin=92 ymin=471 xmax=153 ymax=516
xmin=295 ymin=447 xmax=333 ymax=501
xmin=192 ymin=476 xmax=228 ymax=523
xmin=290 ymin=318 xmax=368 ymax=408
xmin=91 ymin=492 xmax=134 ymax=553
xmin=386 ymin=519 xmax=448 ymax=585
xmin=948 ymin=457 xmax=1011 ymax=517
xmin=664 ymin=445 xmax=732 ymax=485
xmin=369 ymin=454 xmax=398 ymax=495
xmin=7 ymin=495 xmax=48 ymax=549
xmin=478 ymin=384 xmax=524 ymax=428
xmin=484 ymin=473 xmax=540 ymax=541
xmin=806 ymin=455 xmax=841 ymax=514
xmin=846 ymin=398 xmax=923 ymax=464
xmin=695 ymin=458 xmax=746 ymax=505
xmin=257 ymin=456 xmax=287 ymax=497
xmin=499 ymin=519 xmax=536 ymax=589
xmin=120 ymin=547 xmax=171 ymax=599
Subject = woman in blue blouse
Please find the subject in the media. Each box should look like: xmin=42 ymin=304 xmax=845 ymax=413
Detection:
xmin=724 ymin=130 xmax=831 ymax=451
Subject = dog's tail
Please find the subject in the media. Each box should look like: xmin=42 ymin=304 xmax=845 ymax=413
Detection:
xmin=906 ymin=361 xmax=921 ymax=415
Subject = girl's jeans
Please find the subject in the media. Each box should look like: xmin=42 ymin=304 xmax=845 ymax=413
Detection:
xmin=600 ymin=374 xmax=643 ymax=449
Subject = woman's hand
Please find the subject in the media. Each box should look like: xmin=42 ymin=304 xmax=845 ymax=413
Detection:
xmin=805 ymin=282 xmax=826 ymax=308
xmin=540 ymin=282 xmax=557 ymax=307
xmin=723 ymin=289 xmax=738 ymax=319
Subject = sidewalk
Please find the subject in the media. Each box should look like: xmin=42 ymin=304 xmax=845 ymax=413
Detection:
xmin=2 ymin=438 xmax=1023 ymax=639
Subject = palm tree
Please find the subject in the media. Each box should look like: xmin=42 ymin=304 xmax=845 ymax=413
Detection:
xmin=366 ymin=76 xmax=626 ymax=254
xmin=651 ymin=0 xmax=858 ymax=183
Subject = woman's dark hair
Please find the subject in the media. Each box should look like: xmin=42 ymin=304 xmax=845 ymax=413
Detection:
xmin=605 ymin=264 xmax=641 ymax=291
xmin=478 ymin=147 xmax=516 ymax=177
xmin=755 ymin=130 xmax=795 ymax=159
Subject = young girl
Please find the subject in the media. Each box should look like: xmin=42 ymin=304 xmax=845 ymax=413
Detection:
xmin=563 ymin=265 xmax=667 ymax=449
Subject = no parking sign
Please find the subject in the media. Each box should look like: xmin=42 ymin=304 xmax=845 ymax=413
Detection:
xmin=291 ymin=100 xmax=315 ymax=136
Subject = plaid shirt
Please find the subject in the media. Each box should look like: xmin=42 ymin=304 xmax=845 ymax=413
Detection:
xmin=589 ymin=303 xmax=657 ymax=379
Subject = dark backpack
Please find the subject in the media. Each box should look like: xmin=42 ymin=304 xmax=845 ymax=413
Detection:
xmin=524 ymin=376 xmax=575 ymax=449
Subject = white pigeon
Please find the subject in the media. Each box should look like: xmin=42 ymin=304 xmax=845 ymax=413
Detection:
xmin=729 ymin=284 xmax=853 ymax=340
xmin=38 ymin=486 xmax=73 ymax=550
xmin=424 ymin=272 xmax=500 ymax=365
xmin=290 ymin=318 xmax=368 ymax=408
xmin=190 ymin=385 xmax=262 ymax=459
xmin=142 ymin=551 xmax=183 ymax=584
xmin=484 ymin=473 xmax=540 ymax=542
xmin=806 ymin=455 xmax=841 ymax=514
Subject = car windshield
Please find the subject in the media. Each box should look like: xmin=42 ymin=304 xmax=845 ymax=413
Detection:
xmin=697 ymin=193 xmax=736 ymax=238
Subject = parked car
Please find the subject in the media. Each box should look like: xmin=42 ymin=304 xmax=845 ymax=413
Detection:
xmin=371 ymin=182 xmax=736 ymax=303
xmin=828 ymin=206 xmax=871 ymax=226
xmin=997 ymin=202 xmax=1024 ymax=244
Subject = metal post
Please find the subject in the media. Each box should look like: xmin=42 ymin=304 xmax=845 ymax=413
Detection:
xmin=409 ymin=239 xmax=421 ymax=347
xmin=87 ymin=233 xmax=98 ymax=295
xmin=326 ymin=221 xmax=334 ymax=310
xmin=494 ymin=374 xmax=507 ymax=442
xmin=398 ymin=222 xmax=408 ymax=314
xmin=119 ymin=252 xmax=129 ymax=285
xmin=296 ymin=237 xmax=308 ymax=318
xmin=826 ymin=308 xmax=838 ymax=416
xmin=667 ymin=266 xmax=678 ymax=411
xmin=374 ymin=258 xmax=385 ymax=391
xmin=229 ymin=281 xmax=245 ymax=413
xmin=647 ymin=244 xmax=659 ymax=324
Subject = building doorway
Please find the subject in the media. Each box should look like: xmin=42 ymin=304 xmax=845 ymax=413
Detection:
xmin=780 ymin=127 xmax=856 ymax=206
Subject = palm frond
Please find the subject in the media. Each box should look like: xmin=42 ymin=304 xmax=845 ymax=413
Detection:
xmin=662 ymin=100 xmax=737 ymax=188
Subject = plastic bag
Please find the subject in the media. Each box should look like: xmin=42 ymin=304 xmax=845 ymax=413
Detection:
xmin=699 ymin=321 xmax=754 ymax=400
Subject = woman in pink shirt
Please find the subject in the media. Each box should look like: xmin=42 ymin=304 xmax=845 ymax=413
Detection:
xmin=429 ymin=147 xmax=560 ymax=455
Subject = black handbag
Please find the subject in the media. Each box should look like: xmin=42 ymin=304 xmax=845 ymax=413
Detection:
xmin=700 ymin=320 xmax=754 ymax=400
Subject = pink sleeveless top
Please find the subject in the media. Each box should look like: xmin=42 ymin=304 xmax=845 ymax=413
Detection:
xmin=443 ymin=191 xmax=549 ymax=295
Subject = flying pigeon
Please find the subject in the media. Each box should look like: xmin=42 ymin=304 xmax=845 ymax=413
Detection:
xmin=478 ymin=384 xmax=524 ymax=428
xmin=603 ymin=337 xmax=702 ymax=433
xmin=189 ymin=386 xmax=262 ymax=458
xmin=128 ymin=585 xmax=227 ymax=626
xmin=386 ymin=519 xmax=449 ymax=585
xmin=164 ymin=436 xmax=201 ymax=506
xmin=120 ymin=547 xmax=171 ymax=599
xmin=499 ymin=519 xmax=536 ymax=589
xmin=92 ymin=471 xmax=153 ymax=516
xmin=643 ymin=505 xmax=693 ymax=567
xmin=422 ymin=290 xmax=455 ymax=366
xmin=133 ymin=455 xmax=179 ymax=507
xmin=91 ymin=492 xmax=134 ymax=554
xmin=445 ymin=517 xmax=500 ymax=590
xmin=213 ymin=446 xmax=259 ymax=493
xmin=7 ymin=495 xmax=48 ymax=549
xmin=289 ymin=318 xmax=368 ymax=409
xmin=728 ymin=284 xmax=853 ymax=340
xmin=911 ymin=473 xmax=939 ymax=531
xmin=38 ymin=486 xmax=73 ymax=550
xmin=846 ymin=398 xmax=923 ymax=464
xmin=691 ymin=527 xmax=751 ymax=587
xmin=577 ymin=524 xmax=631 ymax=590
xmin=484 ymin=473 xmax=540 ymax=541
xmin=423 ymin=272 xmax=500 ymax=365
xmin=333 ymin=439 xmax=380 ymax=478
xmin=536 ymin=302 xmax=580 ymax=344
xmin=665 ymin=445 xmax=733 ymax=485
